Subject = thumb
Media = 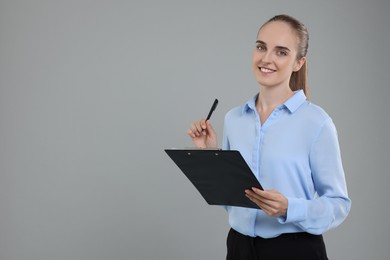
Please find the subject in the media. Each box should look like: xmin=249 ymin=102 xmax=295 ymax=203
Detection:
xmin=205 ymin=120 xmax=216 ymax=136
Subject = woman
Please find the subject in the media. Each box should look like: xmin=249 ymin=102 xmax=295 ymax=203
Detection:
xmin=187 ymin=14 xmax=351 ymax=260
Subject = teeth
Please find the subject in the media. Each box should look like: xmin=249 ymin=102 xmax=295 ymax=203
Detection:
xmin=260 ymin=67 xmax=274 ymax=73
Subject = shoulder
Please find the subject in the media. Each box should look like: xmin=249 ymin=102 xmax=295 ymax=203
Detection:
xmin=295 ymin=101 xmax=340 ymax=144
xmin=298 ymin=100 xmax=333 ymax=126
xmin=225 ymin=105 xmax=245 ymax=119
xmin=224 ymin=102 xmax=254 ymax=126
xmin=225 ymin=94 xmax=258 ymax=121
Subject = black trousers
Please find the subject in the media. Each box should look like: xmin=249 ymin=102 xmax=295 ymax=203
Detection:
xmin=226 ymin=228 xmax=329 ymax=260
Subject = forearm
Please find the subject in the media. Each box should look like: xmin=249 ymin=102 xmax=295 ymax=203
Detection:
xmin=278 ymin=195 xmax=351 ymax=234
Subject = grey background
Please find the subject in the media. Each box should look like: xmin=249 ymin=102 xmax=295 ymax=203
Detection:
xmin=1 ymin=0 xmax=389 ymax=259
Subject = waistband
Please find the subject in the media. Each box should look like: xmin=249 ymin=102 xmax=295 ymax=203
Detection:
xmin=230 ymin=228 xmax=323 ymax=240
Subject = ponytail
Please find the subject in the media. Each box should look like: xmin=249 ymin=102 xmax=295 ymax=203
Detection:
xmin=290 ymin=61 xmax=308 ymax=97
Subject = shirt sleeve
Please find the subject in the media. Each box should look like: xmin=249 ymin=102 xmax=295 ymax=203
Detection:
xmin=222 ymin=115 xmax=230 ymax=150
xmin=278 ymin=118 xmax=351 ymax=234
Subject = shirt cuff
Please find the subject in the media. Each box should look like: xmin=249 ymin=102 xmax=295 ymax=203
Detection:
xmin=278 ymin=197 xmax=307 ymax=224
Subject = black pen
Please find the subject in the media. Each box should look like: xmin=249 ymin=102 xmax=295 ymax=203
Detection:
xmin=206 ymin=98 xmax=219 ymax=121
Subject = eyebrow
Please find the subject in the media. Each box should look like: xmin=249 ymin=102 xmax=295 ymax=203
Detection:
xmin=256 ymin=40 xmax=291 ymax=52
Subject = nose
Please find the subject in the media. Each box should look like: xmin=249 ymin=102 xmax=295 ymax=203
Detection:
xmin=261 ymin=50 xmax=272 ymax=64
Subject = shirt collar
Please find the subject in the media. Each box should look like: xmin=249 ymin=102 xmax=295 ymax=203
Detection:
xmin=242 ymin=90 xmax=307 ymax=115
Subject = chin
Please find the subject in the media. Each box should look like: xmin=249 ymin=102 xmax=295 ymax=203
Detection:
xmin=255 ymin=77 xmax=274 ymax=87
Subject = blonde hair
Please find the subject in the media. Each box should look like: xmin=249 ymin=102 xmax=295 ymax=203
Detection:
xmin=261 ymin=14 xmax=309 ymax=96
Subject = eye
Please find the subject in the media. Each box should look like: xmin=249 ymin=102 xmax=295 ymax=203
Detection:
xmin=256 ymin=44 xmax=266 ymax=51
xmin=276 ymin=50 xmax=288 ymax=56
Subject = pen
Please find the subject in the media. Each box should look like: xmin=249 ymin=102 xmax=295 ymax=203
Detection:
xmin=206 ymin=98 xmax=219 ymax=121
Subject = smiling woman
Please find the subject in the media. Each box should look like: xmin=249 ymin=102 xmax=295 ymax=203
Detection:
xmin=253 ymin=15 xmax=309 ymax=97
xmin=187 ymin=14 xmax=351 ymax=260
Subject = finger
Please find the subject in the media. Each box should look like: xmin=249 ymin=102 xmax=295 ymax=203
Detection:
xmin=246 ymin=189 xmax=267 ymax=201
xmin=205 ymin=120 xmax=214 ymax=130
xmin=187 ymin=128 xmax=197 ymax=138
xmin=200 ymin=119 xmax=207 ymax=130
xmin=245 ymin=191 xmax=264 ymax=207
xmin=245 ymin=190 xmax=278 ymax=209
xmin=259 ymin=203 xmax=280 ymax=217
xmin=194 ymin=120 xmax=206 ymax=134
xmin=246 ymin=195 xmax=281 ymax=216
xmin=189 ymin=123 xmax=202 ymax=137
xmin=248 ymin=191 xmax=287 ymax=217
xmin=245 ymin=193 xmax=269 ymax=212
xmin=187 ymin=125 xmax=199 ymax=137
xmin=245 ymin=189 xmax=260 ymax=200
xmin=199 ymin=120 xmax=208 ymax=135
xmin=205 ymin=120 xmax=216 ymax=138
xmin=251 ymin=188 xmax=279 ymax=201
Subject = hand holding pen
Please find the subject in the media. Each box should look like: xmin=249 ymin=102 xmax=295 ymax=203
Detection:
xmin=187 ymin=99 xmax=218 ymax=149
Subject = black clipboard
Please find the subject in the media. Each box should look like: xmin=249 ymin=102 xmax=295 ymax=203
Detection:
xmin=165 ymin=149 xmax=263 ymax=209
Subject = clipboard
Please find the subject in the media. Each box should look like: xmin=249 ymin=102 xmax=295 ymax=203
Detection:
xmin=165 ymin=149 xmax=263 ymax=209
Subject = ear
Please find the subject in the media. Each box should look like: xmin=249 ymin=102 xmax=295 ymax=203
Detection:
xmin=293 ymin=57 xmax=306 ymax=72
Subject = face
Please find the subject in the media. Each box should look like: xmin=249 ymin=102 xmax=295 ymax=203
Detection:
xmin=252 ymin=21 xmax=305 ymax=89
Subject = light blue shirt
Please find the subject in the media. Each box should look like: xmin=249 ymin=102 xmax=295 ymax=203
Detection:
xmin=222 ymin=90 xmax=351 ymax=238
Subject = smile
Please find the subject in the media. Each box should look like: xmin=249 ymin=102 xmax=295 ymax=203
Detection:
xmin=259 ymin=67 xmax=276 ymax=73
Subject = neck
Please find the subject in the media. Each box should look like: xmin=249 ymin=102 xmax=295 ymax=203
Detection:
xmin=257 ymin=85 xmax=294 ymax=111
